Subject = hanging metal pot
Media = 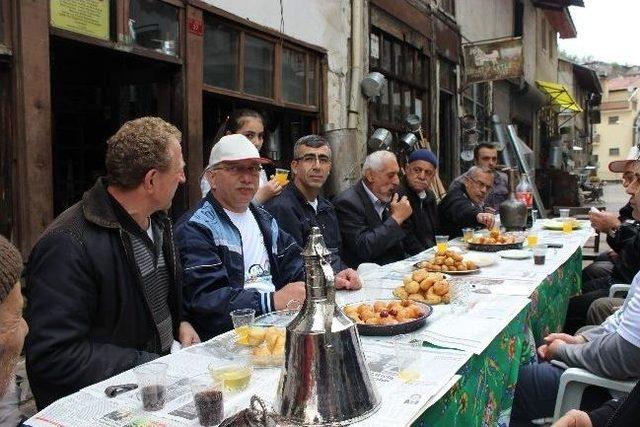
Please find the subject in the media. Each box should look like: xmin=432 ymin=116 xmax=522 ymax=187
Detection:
xmin=404 ymin=114 xmax=422 ymax=132
xmin=399 ymin=132 xmax=418 ymax=150
xmin=368 ymin=128 xmax=392 ymax=151
xmin=361 ymin=72 xmax=387 ymax=99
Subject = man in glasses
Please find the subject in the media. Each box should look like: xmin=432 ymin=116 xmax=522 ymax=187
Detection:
xmin=449 ymin=142 xmax=508 ymax=212
xmin=437 ymin=166 xmax=496 ymax=238
xmin=175 ymin=134 xmax=305 ymax=340
xmin=264 ymin=135 xmax=361 ymax=290
xmin=397 ymin=149 xmax=440 ymax=254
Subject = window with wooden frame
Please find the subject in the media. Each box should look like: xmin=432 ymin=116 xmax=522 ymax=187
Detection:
xmin=48 ymin=0 xmax=183 ymax=63
xmin=368 ymin=27 xmax=429 ymax=135
xmin=462 ymin=83 xmax=491 ymax=139
xmin=203 ymin=15 xmax=320 ymax=109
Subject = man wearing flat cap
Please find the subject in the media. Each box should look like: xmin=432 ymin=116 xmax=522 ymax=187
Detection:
xmin=398 ymin=149 xmax=440 ymax=254
xmin=0 ymin=235 xmax=28 ymax=425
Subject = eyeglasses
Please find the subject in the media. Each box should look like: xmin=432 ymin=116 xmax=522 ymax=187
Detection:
xmin=294 ymin=154 xmax=332 ymax=165
xmin=469 ymin=177 xmax=493 ymax=191
xmin=213 ymin=164 xmax=263 ymax=175
xmin=409 ymin=166 xmax=435 ymax=177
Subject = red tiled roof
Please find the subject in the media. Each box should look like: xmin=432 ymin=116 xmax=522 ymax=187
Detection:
xmin=606 ymin=75 xmax=640 ymax=91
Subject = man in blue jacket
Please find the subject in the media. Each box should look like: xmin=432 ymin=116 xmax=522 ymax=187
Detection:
xmin=264 ymin=135 xmax=360 ymax=290
xmin=175 ymin=134 xmax=305 ymax=340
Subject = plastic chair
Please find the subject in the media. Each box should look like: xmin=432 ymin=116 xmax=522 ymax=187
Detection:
xmin=552 ymin=367 xmax=637 ymax=421
xmin=609 ymin=283 xmax=631 ymax=298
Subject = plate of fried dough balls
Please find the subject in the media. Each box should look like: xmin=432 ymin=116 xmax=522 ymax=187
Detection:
xmin=342 ymin=299 xmax=433 ymax=336
xmin=393 ymin=269 xmax=452 ymax=304
xmin=413 ymin=250 xmax=479 ymax=274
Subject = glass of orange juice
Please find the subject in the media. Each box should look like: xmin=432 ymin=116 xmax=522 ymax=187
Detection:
xmin=562 ymin=219 xmax=574 ymax=233
xmin=435 ymin=235 xmax=449 ymax=254
xmin=527 ymin=233 xmax=538 ymax=246
xmin=230 ymin=309 xmax=255 ymax=346
xmin=274 ymin=168 xmax=289 ymax=186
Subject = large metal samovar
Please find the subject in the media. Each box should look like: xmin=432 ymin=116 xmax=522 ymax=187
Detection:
xmin=275 ymin=227 xmax=380 ymax=425
xmin=499 ymin=168 xmax=527 ymax=230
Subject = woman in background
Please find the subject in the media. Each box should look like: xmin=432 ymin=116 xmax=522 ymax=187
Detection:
xmin=201 ymin=109 xmax=285 ymax=204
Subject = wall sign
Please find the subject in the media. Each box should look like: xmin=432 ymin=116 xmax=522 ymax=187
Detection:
xmin=50 ymin=0 xmax=110 ymax=41
xmin=462 ymin=37 xmax=523 ymax=86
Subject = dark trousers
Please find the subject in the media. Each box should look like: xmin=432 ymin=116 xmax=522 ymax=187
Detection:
xmin=510 ymin=362 xmax=611 ymax=426
xmin=582 ymin=260 xmax=614 ymax=285
xmin=564 ymin=288 xmax=610 ymax=334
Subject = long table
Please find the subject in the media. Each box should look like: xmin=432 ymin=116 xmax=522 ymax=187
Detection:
xmin=25 ymin=223 xmax=593 ymax=427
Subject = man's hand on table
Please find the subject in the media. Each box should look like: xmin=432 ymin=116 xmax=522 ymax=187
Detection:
xmin=178 ymin=321 xmax=201 ymax=347
xmin=335 ymin=268 xmax=362 ymax=290
xmin=589 ymin=210 xmax=620 ymax=233
xmin=544 ymin=333 xmax=587 ymax=345
xmin=551 ymin=409 xmax=592 ymax=427
xmin=274 ymin=281 xmax=306 ymax=310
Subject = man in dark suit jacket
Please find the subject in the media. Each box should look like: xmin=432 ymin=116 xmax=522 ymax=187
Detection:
xmin=398 ymin=149 xmax=439 ymax=255
xmin=334 ymin=150 xmax=413 ymax=267
xmin=437 ymin=166 xmax=496 ymax=238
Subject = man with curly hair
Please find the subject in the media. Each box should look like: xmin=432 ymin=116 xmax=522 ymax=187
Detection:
xmin=24 ymin=117 xmax=199 ymax=409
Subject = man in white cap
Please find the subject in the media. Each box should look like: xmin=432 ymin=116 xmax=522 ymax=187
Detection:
xmin=175 ymin=135 xmax=305 ymax=340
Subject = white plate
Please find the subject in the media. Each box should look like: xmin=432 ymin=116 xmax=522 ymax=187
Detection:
xmin=463 ymin=252 xmax=497 ymax=267
xmin=498 ymin=249 xmax=532 ymax=260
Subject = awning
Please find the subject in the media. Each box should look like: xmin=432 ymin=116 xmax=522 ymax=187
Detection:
xmin=535 ymin=80 xmax=583 ymax=113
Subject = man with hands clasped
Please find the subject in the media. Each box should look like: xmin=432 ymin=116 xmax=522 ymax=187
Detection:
xmin=334 ymin=150 xmax=413 ymax=267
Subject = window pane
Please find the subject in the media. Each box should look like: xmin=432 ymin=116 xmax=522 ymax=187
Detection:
xmin=244 ymin=35 xmax=274 ymax=98
xmin=392 ymin=82 xmax=401 ymax=122
xmin=406 ymin=49 xmax=414 ymax=81
xmin=308 ymin=57 xmax=317 ymax=105
xmin=382 ymin=37 xmax=392 ymax=71
xmin=380 ymin=79 xmax=390 ymax=122
xmin=414 ymin=94 xmax=423 ymax=118
xmin=403 ymin=88 xmax=412 ymax=116
xmin=369 ymin=32 xmax=380 ymax=68
xmin=282 ymin=48 xmax=305 ymax=104
xmin=130 ymin=0 xmax=179 ymax=55
xmin=393 ymin=42 xmax=402 ymax=75
xmin=203 ymin=20 xmax=238 ymax=90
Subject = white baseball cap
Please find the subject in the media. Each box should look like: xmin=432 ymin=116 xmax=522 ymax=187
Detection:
xmin=205 ymin=134 xmax=272 ymax=170
xmin=609 ymin=146 xmax=640 ymax=173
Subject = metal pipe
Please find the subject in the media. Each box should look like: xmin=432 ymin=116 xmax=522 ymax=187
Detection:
xmin=347 ymin=0 xmax=364 ymax=129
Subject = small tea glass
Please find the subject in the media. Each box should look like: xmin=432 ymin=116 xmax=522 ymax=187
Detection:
xmin=191 ymin=374 xmax=224 ymax=426
xmin=134 ymin=362 xmax=168 ymax=411
xmin=435 ymin=235 xmax=449 ymax=254
xmin=393 ymin=335 xmax=422 ymax=383
xmin=230 ymin=308 xmax=255 ymax=346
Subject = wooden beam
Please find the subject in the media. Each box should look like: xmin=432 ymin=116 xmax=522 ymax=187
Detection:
xmin=13 ymin=0 xmax=52 ymax=253
xmin=184 ymin=5 xmax=204 ymax=205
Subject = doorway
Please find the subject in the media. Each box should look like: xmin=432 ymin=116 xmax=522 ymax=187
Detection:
xmin=50 ymin=36 xmax=181 ymax=215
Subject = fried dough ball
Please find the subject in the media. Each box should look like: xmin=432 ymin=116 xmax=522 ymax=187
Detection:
xmin=405 ymin=280 xmax=420 ymax=294
xmin=433 ymin=280 xmax=449 ymax=296
xmin=444 ymin=257 xmax=455 ymax=266
xmin=425 ymin=293 xmax=442 ymax=304
xmin=360 ymin=308 xmax=376 ymax=321
xmin=403 ymin=275 xmax=413 ymax=286
xmin=452 ymin=252 xmax=463 ymax=262
xmin=466 ymin=260 xmax=477 ymax=270
xmin=435 ymin=256 xmax=445 ymax=265
xmin=420 ymin=278 xmax=435 ymax=291
xmin=412 ymin=270 xmax=427 ymax=282
xmin=408 ymin=293 xmax=425 ymax=302
xmin=442 ymin=293 xmax=451 ymax=304
xmin=441 ymin=265 xmax=449 ymax=272
xmin=365 ymin=316 xmax=380 ymax=325
xmin=393 ymin=286 xmax=409 ymax=300
xmin=346 ymin=312 xmax=362 ymax=323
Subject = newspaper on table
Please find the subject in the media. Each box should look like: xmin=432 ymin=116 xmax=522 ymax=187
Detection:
xmin=27 ymin=331 xmax=470 ymax=427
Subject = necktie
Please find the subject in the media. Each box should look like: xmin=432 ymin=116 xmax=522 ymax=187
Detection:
xmin=381 ymin=204 xmax=390 ymax=222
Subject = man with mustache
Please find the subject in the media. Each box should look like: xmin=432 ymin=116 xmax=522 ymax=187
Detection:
xmin=334 ymin=150 xmax=413 ymax=267
xmin=437 ymin=166 xmax=496 ymax=238
xmin=264 ymin=135 xmax=361 ymax=290
xmin=398 ymin=149 xmax=440 ymax=254
xmin=175 ymin=135 xmax=305 ymax=340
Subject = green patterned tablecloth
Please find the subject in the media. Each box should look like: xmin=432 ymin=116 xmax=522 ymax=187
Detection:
xmin=414 ymin=247 xmax=583 ymax=426
xmin=528 ymin=248 xmax=583 ymax=344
